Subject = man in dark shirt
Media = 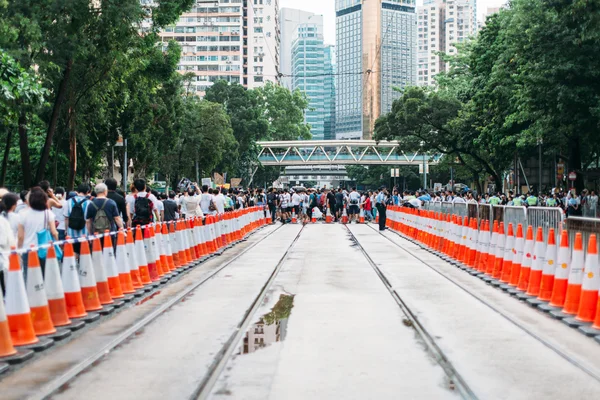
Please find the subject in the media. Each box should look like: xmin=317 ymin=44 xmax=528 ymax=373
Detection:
xmin=105 ymin=177 xmax=129 ymax=227
xmin=163 ymin=191 xmax=179 ymax=221
xmin=86 ymin=183 xmax=123 ymax=233
xmin=326 ymin=189 xmax=337 ymax=221
xmin=335 ymin=188 xmax=345 ymax=220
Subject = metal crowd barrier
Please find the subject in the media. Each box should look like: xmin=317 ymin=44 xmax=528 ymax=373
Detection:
xmin=453 ymin=202 xmax=468 ymax=218
xmin=527 ymin=206 xmax=564 ymax=244
xmin=441 ymin=201 xmax=453 ymax=214
xmin=467 ymin=203 xmax=479 ymax=221
xmin=478 ymin=204 xmax=493 ymax=232
xmin=565 ymin=217 xmax=600 ymax=254
xmin=503 ymin=206 xmax=527 ymax=235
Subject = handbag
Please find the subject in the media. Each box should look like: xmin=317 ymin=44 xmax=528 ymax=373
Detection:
xmin=37 ymin=210 xmax=63 ymax=260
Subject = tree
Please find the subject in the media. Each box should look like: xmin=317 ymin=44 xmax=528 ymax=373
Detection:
xmin=0 ymin=48 xmax=45 ymax=186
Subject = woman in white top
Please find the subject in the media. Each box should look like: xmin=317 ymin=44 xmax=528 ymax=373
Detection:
xmin=0 ymin=192 xmax=18 ymax=293
xmin=52 ymin=187 xmax=67 ymax=240
xmin=17 ymin=187 xmax=59 ymax=281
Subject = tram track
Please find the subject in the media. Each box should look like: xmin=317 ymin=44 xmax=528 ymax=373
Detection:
xmin=344 ymin=224 xmax=477 ymax=400
xmin=361 ymin=223 xmax=600 ymax=386
xmin=24 ymin=223 xmax=284 ymax=400
xmin=191 ymin=224 xmax=306 ymax=400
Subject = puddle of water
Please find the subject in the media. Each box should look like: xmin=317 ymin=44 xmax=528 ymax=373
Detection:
xmin=239 ymin=294 xmax=294 ymax=355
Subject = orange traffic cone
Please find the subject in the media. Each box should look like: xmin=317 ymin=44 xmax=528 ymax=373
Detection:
xmin=5 ymin=250 xmax=39 ymax=346
xmin=485 ymin=222 xmax=499 ymax=275
xmin=115 ymin=230 xmax=135 ymax=294
xmin=62 ymin=240 xmax=87 ymax=319
xmin=562 ymin=232 xmax=586 ymax=313
xmin=169 ymin=222 xmax=181 ymax=267
xmin=126 ymin=229 xmax=143 ymax=288
xmin=359 ymin=209 xmax=365 ymax=224
xmin=78 ymin=240 xmax=102 ymax=311
xmin=25 ymin=248 xmax=56 ymax=335
xmin=525 ymin=227 xmax=546 ymax=297
xmin=91 ymin=238 xmax=113 ymax=305
xmin=509 ymin=224 xmax=525 ymax=286
xmin=0 ymin=280 xmax=17 ymax=357
xmin=515 ymin=226 xmax=534 ymax=291
xmin=341 ymin=207 xmax=348 ymax=224
xmin=103 ymin=234 xmax=124 ymax=299
xmin=44 ymin=245 xmax=72 ymax=327
xmin=291 ymin=211 xmax=297 ymax=224
xmin=161 ymin=222 xmax=176 ymax=271
xmin=143 ymin=226 xmax=159 ymax=281
xmin=574 ymin=235 xmax=599 ymax=322
xmin=500 ymin=223 xmax=515 ymax=283
xmin=547 ymin=230 xmax=572 ymax=309
xmin=536 ymin=229 xmax=558 ymax=303
xmin=135 ymin=226 xmax=152 ymax=284
xmin=493 ymin=222 xmax=506 ymax=280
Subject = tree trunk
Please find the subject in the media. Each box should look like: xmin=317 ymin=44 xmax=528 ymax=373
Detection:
xmin=18 ymin=111 xmax=32 ymax=188
xmin=36 ymin=58 xmax=73 ymax=183
xmin=67 ymin=106 xmax=77 ymax=191
xmin=0 ymin=124 xmax=13 ymax=186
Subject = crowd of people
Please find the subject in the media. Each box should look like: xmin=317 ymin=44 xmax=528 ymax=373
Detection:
xmin=0 ymin=179 xmax=269 ymax=291
xmin=264 ymin=186 xmax=391 ymax=230
xmin=416 ymin=188 xmax=598 ymax=217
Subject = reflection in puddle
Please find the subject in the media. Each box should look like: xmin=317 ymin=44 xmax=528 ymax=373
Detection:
xmin=240 ymin=294 xmax=294 ymax=355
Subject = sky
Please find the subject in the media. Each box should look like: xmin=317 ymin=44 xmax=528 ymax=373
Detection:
xmin=279 ymin=0 xmax=508 ymax=45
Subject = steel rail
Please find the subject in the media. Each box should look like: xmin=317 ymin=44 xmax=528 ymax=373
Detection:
xmin=192 ymin=224 xmax=306 ymax=400
xmin=345 ymin=224 xmax=478 ymax=400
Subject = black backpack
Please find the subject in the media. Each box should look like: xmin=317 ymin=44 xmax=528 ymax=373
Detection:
xmin=133 ymin=193 xmax=153 ymax=226
xmin=68 ymin=198 xmax=87 ymax=230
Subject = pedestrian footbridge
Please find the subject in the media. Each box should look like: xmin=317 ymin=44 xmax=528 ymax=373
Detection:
xmin=257 ymin=140 xmax=442 ymax=166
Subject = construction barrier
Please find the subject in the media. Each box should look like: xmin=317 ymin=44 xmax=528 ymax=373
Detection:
xmin=0 ymin=207 xmax=267 ymax=366
xmin=385 ymin=204 xmax=600 ymax=339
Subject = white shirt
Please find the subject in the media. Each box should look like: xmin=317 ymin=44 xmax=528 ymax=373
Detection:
xmin=154 ymin=199 xmax=164 ymax=220
xmin=349 ymin=191 xmax=361 ymax=204
xmin=452 ymin=197 xmax=466 ymax=204
xmin=7 ymin=212 xmax=20 ymax=238
xmin=0 ymin=215 xmax=15 ymax=272
xmin=291 ymin=193 xmax=301 ymax=206
xmin=200 ymin=193 xmax=212 ymax=214
xmin=52 ymin=199 xmax=66 ymax=230
xmin=280 ymin=193 xmax=290 ymax=208
xmin=19 ymin=208 xmax=55 ymax=249
xmin=214 ymin=193 xmax=226 ymax=214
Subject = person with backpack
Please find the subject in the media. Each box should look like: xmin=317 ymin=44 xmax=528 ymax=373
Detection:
xmin=64 ymin=183 xmax=91 ymax=240
xmin=86 ymin=183 xmax=123 ymax=234
xmin=126 ymin=179 xmax=159 ymax=227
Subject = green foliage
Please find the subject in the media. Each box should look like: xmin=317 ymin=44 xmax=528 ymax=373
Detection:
xmin=205 ymin=80 xmax=310 ymax=184
xmin=376 ymin=1 xmax=600 ymax=192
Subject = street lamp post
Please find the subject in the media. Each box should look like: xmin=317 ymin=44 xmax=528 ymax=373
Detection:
xmin=420 ymin=141 xmax=427 ymax=189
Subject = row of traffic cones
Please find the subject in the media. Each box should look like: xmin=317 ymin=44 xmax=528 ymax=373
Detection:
xmin=0 ymin=207 xmax=267 ymax=368
xmin=385 ymin=206 xmax=600 ymax=341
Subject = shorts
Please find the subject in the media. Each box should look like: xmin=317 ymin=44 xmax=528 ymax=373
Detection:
xmin=349 ymin=205 xmax=360 ymax=215
xmin=293 ymin=205 xmax=300 ymax=215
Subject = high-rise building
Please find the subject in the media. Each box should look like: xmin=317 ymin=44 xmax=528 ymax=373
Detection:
xmin=279 ymin=8 xmax=324 ymax=90
xmin=155 ymin=0 xmax=280 ymax=96
xmin=323 ymin=45 xmax=337 ymax=140
xmin=417 ymin=0 xmax=444 ymax=87
xmin=445 ymin=0 xmax=477 ymax=56
xmin=247 ymin=0 xmax=280 ymax=89
xmin=416 ymin=0 xmax=477 ymax=87
xmin=335 ymin=0 xmax=417 ymax=140
xmin=291 ymin=25 xmax=336 ymax=140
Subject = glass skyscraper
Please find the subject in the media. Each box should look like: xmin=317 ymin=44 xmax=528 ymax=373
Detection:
xmin=292 ymin=24 xmax=336 ymax=140
xmin=323 ymin=45 xmax=336 ymax=140
xmin=335 ymin=0 xmax=416 ymax=139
